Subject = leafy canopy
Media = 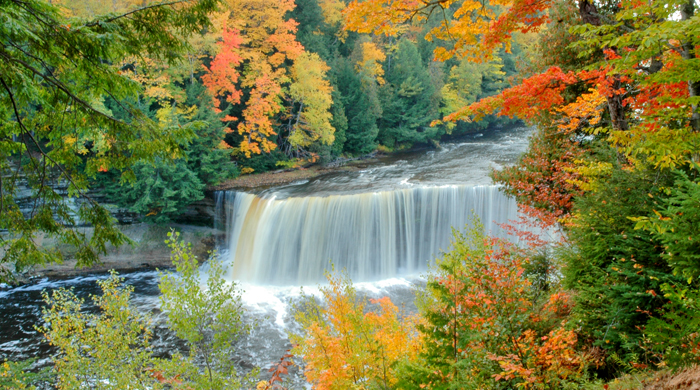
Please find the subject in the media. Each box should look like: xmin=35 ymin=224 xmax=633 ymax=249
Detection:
xmin=0 ymin=0 xmax=218 ymax=280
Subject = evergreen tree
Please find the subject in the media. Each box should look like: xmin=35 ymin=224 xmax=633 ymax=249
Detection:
xmin=0 ymin=0 xmax=217 ymax=278
xmin=329 ymin=88 xmax=348 ymax=156
xmin=378 ymin=39 xmax=440 ymax=148
xmin=561 ymin=165 xmax=683 ymax=364
xmin=184 ymin=82 xmax=239 ymax=186
xmin=334 ymin=57 xmax=380 ymax=155
xmin=99 ymin=81 xmax=237 ymax=223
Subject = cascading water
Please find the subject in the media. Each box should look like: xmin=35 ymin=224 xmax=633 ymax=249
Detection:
xmin=217 ymin=185 xmax=519 ymax=285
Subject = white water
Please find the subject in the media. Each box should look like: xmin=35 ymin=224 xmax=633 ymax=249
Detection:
xmin=1 ymin=127 xmax=533 ymax=387
xmin=215 ymin=127 xmax=534 ymax=285
xmin=218 ymin=185 xmax=519 ymax=285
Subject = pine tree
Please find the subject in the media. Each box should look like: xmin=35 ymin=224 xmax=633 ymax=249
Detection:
xmin=334 ymin=57 xmax=379 ymax=155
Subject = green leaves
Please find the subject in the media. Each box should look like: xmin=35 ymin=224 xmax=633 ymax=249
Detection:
xmin=38 ymin=232 xmax=249 ymax=390
xmin=0 ymin=0 xmax=218 ymax=280
xmin=631 ymin=168 xmax=700 ymax=282
xmin=645 ymin=282 xmax=700 ymax=370
xmin=159 ymin=230 xmax=248 ymax=389
xmin=39 ymin=271 xmax=159 ymax=390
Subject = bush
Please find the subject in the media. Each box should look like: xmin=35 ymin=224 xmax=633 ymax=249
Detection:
xmin=398 ymin=223 xmax=588 ymax=390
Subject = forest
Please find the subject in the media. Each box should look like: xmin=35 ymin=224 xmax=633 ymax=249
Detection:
xmin=1 ymin=0 xmax=700 ymax=388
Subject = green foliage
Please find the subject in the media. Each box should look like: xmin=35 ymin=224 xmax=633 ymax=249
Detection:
xmin=98 ymin=81 xmax=238 ymax=223
xmin=184 ymin=82 xmax=239 ymax=186
xmin=378 ymin=39 xmax=441 ymax=148
xmin=159 ymin=230 xmax=248 ymax=389
xmin=36 ymin=233 xmax=249 ymax=390
xmin=105 ymin=158 xmax=205 ymax=224
xmin=645 ymin=283 xmax=700 ymax=370
xmin=0 ymin=0 xmax=218 ymax=279
xmin=0 ymin=359 xmax=51 ymax=389
xmin=240 ymin=149 xmax=289 ymax=173
xmin=38 ymin=271 xmax=159 ymax=390
xmin=631 ymin=168 xmax=700 ymax=282
xmin=561 ymin=166 xmax=684 ymax=365
xmin=328 ymin=89 xmax=348 ymax=157
xmin=333 ymin=57 xmax=380 ymax=155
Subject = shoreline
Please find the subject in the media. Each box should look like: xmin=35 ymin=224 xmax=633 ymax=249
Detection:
xmin=212 ymin=153 xmax=385 ymax=191
xmin=8 ymin=223 xmax=224 ymax=284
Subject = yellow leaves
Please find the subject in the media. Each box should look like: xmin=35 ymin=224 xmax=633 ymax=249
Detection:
xmin=63 ymin=135 xmax=77 ymax=147
xmin=344 ymin=0 xmax=418 ymax=37
xmin=345 ymin=0 xmax=551 ymax=63
xmin=291 ymin=272 xmax=421 ymax=390
xmin=241 ymin=167 xmax=254 ymax=175
xmin=319 ymin=0 xmax=347 ymax=41
xmin=568 ymin=160 xmax=613 ymax=193
xmin=288 ymin=52 xmax=335 ymax=148
xmin=356 ymin=41 xmax=386 ymax=85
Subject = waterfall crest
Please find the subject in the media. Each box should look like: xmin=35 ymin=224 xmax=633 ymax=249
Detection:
xmin=218 ymin=185 xmax=518 ymax=285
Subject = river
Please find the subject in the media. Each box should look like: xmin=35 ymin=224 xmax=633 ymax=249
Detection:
xmin=0 ymin=125 xmax=532 ymax=386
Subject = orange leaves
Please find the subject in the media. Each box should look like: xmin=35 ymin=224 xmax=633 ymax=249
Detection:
xmin=291 ymin=272 xmax=420 ymax=390
xmin=343 ymin=0 xmax=419 ymax=38
xmin=488 ymin=326 xmax=583 ymax=389
xmin=444 ymin=66 xmax=580 ymax=123
xmin=202 ymin=0 xmax=340 ymax=159
xmin=492 ymin=125 xmax=586 ymax=223
xmin=202 ymin=27 xmax=243 ymax=112
xmin=237 ymin=73 xmax=283 ymax=157
xmin=415 ymin=226 xmax=588 ymax=388
xmin=554 ymin=88 xmax=607 ymax=134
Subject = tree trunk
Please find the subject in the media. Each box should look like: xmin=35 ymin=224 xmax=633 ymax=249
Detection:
xmin=680 ymin=0 xmax=700 ymax=132
xmin=579 ymin=0 xmax=629 ymax=131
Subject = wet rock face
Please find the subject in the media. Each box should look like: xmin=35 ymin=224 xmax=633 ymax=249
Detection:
xmin=174 ymin=195 xmax=218 ymax=227
xmin=29 ymin=223 xmax=225 ymax=279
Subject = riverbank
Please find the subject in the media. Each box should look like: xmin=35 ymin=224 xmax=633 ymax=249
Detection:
xmin=17 ymin=223 xmax=224 ymax=281
xmin=213 ymin=152 xmax=390 ymax=191
xmin=214 ymin=164 xmax=362 ymax=190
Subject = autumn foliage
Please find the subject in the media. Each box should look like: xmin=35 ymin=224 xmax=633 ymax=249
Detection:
xmin=344 ymin=0 xmax=553 ymax=62
xmin=293 ymin=225 xmax=588 ymax=390
xmin=291 ymin=272 xmax=421 ymax=390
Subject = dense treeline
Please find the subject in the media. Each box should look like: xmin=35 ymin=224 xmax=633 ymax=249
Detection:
xmin=88 ymin=0 xmax=524 ymax=221
xmin=0 ymin=0 xmax=521 ymax=275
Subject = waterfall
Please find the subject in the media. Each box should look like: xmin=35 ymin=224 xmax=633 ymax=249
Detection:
xmin=218 ymin=185 xmax=519 ymax=285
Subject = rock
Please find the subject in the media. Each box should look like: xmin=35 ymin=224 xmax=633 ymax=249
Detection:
xmin=30 ymin=223 xmax=226 ymax=278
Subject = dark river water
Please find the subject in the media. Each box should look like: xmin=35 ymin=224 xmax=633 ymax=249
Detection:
xmin=0 ymin=126 xmax=532 ymax=386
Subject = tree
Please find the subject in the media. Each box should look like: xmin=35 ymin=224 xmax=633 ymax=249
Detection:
xmin=38 ymin=232 xmax=251 ymax=390
xmin=283 ymin=52 xmax=336 ymax=158
xmin=291 ymin=271 xmax=421 ymax=390
xmin=39 ymin=271 xmax=160 ymax=390
xmin=0 ymin=0 xmax=218 ymax=281
xmin=103 ymin=158 xmax=205 ymax=224
xmin=398 ymin=224 xmax=586 ymax=390
xmin=97 ymin=81 xmax=237 ymax=224
xmin=344 ymin=0 xmax=552 ymax=62
xmin=378 ymin=38 xmax=441 ymax=148
xmin=333 ymin=56 xmax=380 ymax=155
xmin=158 ymin=230 xmax=249 ymax=389
xmin=560 ymin=165 xmax=685 ymax=365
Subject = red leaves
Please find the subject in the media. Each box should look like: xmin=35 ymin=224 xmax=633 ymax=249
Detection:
xmin=264 ymin=350 xmax=294 ymax=389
